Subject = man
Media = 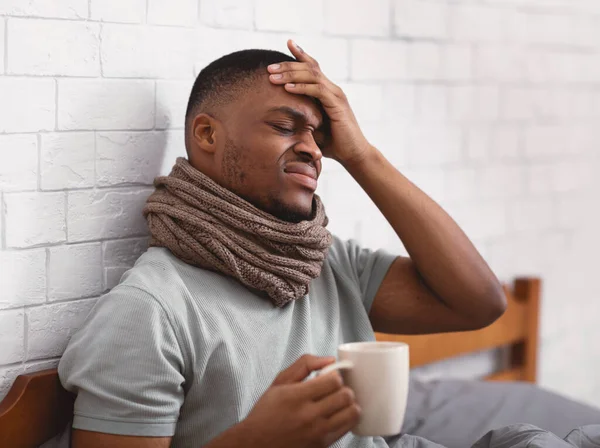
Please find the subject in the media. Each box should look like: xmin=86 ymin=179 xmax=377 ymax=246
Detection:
xmin=58 ymin=40 xmax=506 ymax=448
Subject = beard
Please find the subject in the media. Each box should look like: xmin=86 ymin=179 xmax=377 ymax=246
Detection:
xmin=222 ymin=139 xmax=314 ymax=224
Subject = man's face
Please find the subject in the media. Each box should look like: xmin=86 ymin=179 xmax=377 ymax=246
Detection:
xmin=215 ymin=76 xmax=326 ymax=223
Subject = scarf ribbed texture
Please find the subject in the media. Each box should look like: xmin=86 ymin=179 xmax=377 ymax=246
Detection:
xmin=143 ymin=158 xmax=332 ymax=307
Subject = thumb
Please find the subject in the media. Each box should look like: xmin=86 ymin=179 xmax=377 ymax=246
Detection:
xmin=273 ymin=355 xmax=336 ymax=385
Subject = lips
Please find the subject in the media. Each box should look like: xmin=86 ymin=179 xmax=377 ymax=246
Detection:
xmin=284 ymin=162 xmax=318 ymax=180
xmin=284 ymin=162 xmax=318 ymax=191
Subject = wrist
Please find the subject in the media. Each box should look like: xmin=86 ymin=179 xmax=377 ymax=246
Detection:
xmin=340 ymin=144 xmax=380 ymax=173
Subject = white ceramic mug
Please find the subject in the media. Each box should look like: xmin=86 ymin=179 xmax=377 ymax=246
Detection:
xmin=318 ymin=341 xmax=409 ymax=437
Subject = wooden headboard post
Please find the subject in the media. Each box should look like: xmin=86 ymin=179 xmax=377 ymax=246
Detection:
xmin=510 ymin=277 xmax=541 ymax=382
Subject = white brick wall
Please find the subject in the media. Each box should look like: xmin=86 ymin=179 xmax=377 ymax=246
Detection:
xmin=41 ymin=133 xmax=95 ymax=190
xmin=0 ymin=135 xmax=38 ymax=192
xmin=1 ymin=0 xmax=600 ymax=411
xmin=7 ymin=19 xmax=100 ymax=76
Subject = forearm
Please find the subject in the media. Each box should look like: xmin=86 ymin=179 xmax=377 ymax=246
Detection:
xmin=343 ymin=146 xmax=505 ymax=321
xmin=204 ymin=420 xmax=260 ymax=448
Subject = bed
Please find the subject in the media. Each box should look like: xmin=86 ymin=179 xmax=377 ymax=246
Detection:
xmin=1 ymin=277 xmax=599 ymax=447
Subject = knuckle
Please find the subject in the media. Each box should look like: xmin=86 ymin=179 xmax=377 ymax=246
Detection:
xmin=342 ymin=387 xmax=355 ymax=405
xmin=330 ymin=373 xmax=343 ymax=388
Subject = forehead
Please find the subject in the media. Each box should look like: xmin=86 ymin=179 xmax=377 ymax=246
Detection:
xmin=233 ymin=74 xmax=324 ymax=128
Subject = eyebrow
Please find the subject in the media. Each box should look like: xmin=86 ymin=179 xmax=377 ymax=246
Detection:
xmin=266 ymin=106 xmax=322 ymax=129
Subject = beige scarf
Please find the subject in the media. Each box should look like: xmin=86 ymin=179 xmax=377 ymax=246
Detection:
xmin=143 ymin=158 xmax=332 ymax=307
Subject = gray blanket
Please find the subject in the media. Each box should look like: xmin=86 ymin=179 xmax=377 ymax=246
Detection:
xmin=388 ymin=425 xmax=600 ymax=447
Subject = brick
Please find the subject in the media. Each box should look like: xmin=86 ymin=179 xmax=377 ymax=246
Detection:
xmin=528 ymin=163 xmax=554 ymax=194
xmin=0 ymin=249 xmax=46 ymax=309
xmin=532 ymin=89 xmax=570 ymax=120
xmin=337 ymin=83 xmax=383 ymax=124
xmin=255 ymin=0 xmax=323 ymax=33
xmin=156 ymin=80 xmax=193 ymax=129
xmin=552 ymin=161 xmax=592 ymax=193
xmin=5 ymin=193 xmax=66 ymax=248
xmin=26 ymin=299 xmax=96 ymax=361
xmin=477 ymin=165 xmax=524 ymax=199
xmin=147 ymin=0 xmax=197 ymax=26
xmin=415 ymin=85 xmax=447 ymax=123
xmin=41 ymin=133 xmax=95 ymax=190
xmin=446 ymin=202 xmax=506 ymax=240
xmin=394 ymin=0 xmax=447 ymax=39
xmin=68 ymin=188 xmax=152 ymax=242
xmin=524 ymin=125 xmax=567 ymax=159
xmin=490 ymin=125 xmax=521 ymax=161
xmin=291 ymin=36 xmax=349 ymax=82
xmin=103 ymin=237 xmax=148 ymax=289
xmin=0 ymin=0 xmax=87 ymax=19
xmin=556 ymin=194 xmax=593 ymax=230
xmin=8 ymin=19 xmax=100 ymax=76
xmin=351 ymin=40 xmax=408 ymax=81
xmin=406 ymin=125 xmax=462 ymax=166
xmin=571 ymin=16 xmax=600 ymax=48
xmin=449 ymin=86 xmax=499 ymax=122
xmin=96 ymin=132 xmax=168 ymax=186
xmin=408 ymin=42 xmax=441 ymax=81
xmin=475 ymin=45 xmax=525 ymax=82
xmin=325 ymin=0 xmax=390 ymax=37
xmin=0 ymin=309 xmax=24 ymax=364
xmin=199 ymin=0 xmax=254 ymax=29
xmin=383 ymin=84 xmax=415 ymax=123
xmin=90 ymin=0 xmax=146 ymax=23
xmin=0 ymin=20 xmax=4 ymax=74
xmin=443 ymin=167 xmax=477 ymax=202
xmin=442 ymin=45 xmax=472 ymax=81
xmin=58 ymin=79 xmax=154 ymax=131
xmin=508 ymin=198 xmax=555 ymax=232
xmin=48 ymin=244 xmax=103 ymax=301
xmin=500 ymin=87 xmax=534 ymax=121
xmin=449 ymin=4 xmax=504 ymax=42
xmin=510 ymin=11 xmax=572 ymax=46
xmin=0 ymin=135 xmax=38 ymax=192
xmin=361 ymin=122 xmax=406 ymax=167
xmin=0 ymin=78 xmax=55 ymax=133
xmin=101 ymin=25 xmax=194 ymax=79
xmin=160 ymin=131 xmax=187 ymax=176
xmin=465 ymin=126 xmax=490 ymax=162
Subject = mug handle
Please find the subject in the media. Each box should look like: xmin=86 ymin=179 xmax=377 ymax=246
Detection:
xmin=317 ymin=360 xmax=354 ymax=376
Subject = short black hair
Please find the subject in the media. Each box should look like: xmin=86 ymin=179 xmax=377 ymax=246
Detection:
xmin=185 ymin=49 xmax=296 ymax=138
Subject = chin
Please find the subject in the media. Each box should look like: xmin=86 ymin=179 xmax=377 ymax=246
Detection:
xmin=270 ymin=196 xmax=314 ymax=223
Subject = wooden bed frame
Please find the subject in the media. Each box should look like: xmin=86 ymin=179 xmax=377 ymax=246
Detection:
xmin=0 ymin=277 xmax=540 ymax=447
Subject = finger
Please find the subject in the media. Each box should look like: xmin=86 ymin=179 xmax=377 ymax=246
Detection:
xmin=314 ymin=386 xmax=356 ymax=419
xmin=287 ymin=39 xmax=318 ymax=67
xmin=273 ymin=355 xmax=336 ymax=385
xmin=322 ymin=403 xmax=362 ymax=446
xmin=267 ymin=61 xmax=307 ymax=74
xmin=284 ymin=83 xmax=338 ymax=108
xmin=297 ymin=371 xmax=344 ymax=401
xmin=269 ymin=70 xmax=317 ymax=85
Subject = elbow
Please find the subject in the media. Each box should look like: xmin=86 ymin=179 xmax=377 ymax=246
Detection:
xmin=466 ymin=282 xmax=507 ymax=330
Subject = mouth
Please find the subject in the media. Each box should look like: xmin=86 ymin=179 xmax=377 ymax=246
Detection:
xmin=284 ymin=163 xmax=318 ymax=191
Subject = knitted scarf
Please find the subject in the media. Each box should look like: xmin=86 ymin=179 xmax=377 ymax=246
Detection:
xmin=143 ymin=158 xmax=333 ymax=307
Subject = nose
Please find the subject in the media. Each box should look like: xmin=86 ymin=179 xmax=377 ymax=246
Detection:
xmin=293 ymin=133 xmax=323 ymax=163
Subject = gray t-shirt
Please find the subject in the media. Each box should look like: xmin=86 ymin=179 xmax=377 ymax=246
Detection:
xmin=58 ymin=235 xmax=397 ymax=448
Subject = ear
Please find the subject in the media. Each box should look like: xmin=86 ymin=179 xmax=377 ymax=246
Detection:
xmin=191 ymin=113 xmax=220 ymax=153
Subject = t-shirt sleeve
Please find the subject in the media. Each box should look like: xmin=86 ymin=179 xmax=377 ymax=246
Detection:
xmin=58 ymin=285 xmax=186 ymax=437
xmin=341 ymin=237 xmax=398 ymax=313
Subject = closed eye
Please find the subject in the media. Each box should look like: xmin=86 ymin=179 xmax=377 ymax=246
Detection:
xmin=271 ymin=124 xmax=294 ymax=134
